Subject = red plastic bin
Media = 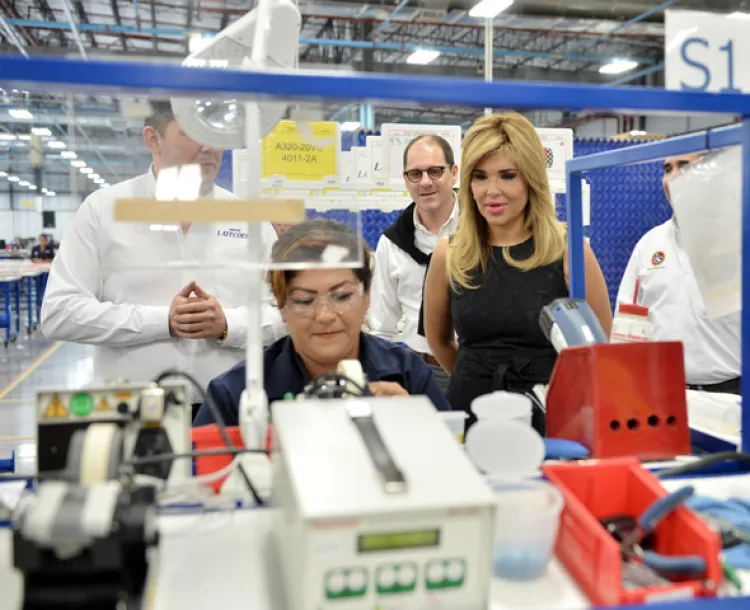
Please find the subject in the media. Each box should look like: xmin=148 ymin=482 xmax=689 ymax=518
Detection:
xmin=191 ymin=425 xmax=245 ymax=493
xmin=542 ymin=458 xmax=722 ymax=607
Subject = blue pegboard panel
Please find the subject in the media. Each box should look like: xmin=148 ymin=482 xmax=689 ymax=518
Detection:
xmin=557 ymin=138 xmax=672 ymax=309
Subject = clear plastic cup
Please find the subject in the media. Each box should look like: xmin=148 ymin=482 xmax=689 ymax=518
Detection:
xmin=491 ymin=479 xmax=563 ymax=581
xmin=472 ymin=391 xmax=532 ymax=426
xmin=440 ymin=411 xmax=468 ymax=443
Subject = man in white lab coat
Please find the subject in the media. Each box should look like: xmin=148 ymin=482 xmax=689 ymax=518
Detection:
xmin=368 ymin=135 xmax=458 ymax=394
xmin=616 ymin=154 xmax=740 ymax=393
xmin=41 ymin=101 xmax=285 ymax=412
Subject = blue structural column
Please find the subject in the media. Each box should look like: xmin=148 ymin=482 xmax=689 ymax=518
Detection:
xmin=359 ymin=105 xmax=367 ymax=128
xmin=742 ymin=119 xmax=750 ymax=453
xmin=565 ymin=168 xmax=586 ymax=299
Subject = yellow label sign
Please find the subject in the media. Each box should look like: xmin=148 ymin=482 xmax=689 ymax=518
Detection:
xmin=96 ymin=399 xmax=111 ymax=412
xmin=262 ymin=120 xmax=338 ymax=181
xmin=43 ymin=396 xmax=67 ymax=419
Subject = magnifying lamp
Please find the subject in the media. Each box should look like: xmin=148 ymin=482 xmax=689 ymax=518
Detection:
xmin=170 ymin=0 xmax=301 ymax=149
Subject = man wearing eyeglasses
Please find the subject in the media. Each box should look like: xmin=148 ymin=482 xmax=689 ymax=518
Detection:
xmin=368 ymin=135 xmax=459 ymax=394
xmin=616 ymin=154 xmax=740 ymax=394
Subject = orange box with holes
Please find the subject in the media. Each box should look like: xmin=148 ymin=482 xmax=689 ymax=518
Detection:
xmin=545 ymin=341 xmax=690 ymax=460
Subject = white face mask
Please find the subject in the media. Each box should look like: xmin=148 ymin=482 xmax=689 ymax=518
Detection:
xmin=669 ymin=147 xmax=740 ymax=320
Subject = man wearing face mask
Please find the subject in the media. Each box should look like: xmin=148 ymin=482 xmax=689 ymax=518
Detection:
xmin=616 ymin=154 xmax=741 ymax=393
xmin=368 ymin=135 xmax=459 ymax=394
xmin=41 ymin=101 xmax=285 ymax=414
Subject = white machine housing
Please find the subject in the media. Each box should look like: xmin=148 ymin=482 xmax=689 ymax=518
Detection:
xmin=272 ymin=396 xmax=496 ymax=610
xmin=36 ymin=380 xmax=192 ymax=485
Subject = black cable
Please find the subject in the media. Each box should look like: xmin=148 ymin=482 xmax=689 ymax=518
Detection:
xmin=656 ymin=451 xmax=750 ymax=478
xmin=154 ymin=369 xmax=265 ymax=506
xmin=127 ymin=447 xmax=267 ymax=467
xmin=303 ymin=372 xmax=371 ymax=399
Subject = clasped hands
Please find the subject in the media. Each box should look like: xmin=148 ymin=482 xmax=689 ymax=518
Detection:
xmin=169 ymin=281 xmax=227 ymax=340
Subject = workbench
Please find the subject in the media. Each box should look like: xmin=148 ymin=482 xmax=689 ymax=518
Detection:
xmin=1 ymin=473 xmax=750 ymax=610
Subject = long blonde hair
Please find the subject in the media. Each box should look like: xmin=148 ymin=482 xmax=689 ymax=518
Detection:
xmin=447 ymin=112 xmax=566 ymax=290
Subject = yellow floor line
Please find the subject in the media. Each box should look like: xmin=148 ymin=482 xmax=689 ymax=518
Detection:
xmin=0 ymin=342 xmax=61 ymax=401
xmin=0 ymin=398 xmax=28 ymax=403
xmin=0 ymin=435 xmax=35 ymax=441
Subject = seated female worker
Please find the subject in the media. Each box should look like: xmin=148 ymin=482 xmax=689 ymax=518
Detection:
xmin=193 ymin=219 xmax=450 ymax=426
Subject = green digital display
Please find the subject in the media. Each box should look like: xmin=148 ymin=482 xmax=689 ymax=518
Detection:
xmin=358 ymin=529 xmax=440 ymax=553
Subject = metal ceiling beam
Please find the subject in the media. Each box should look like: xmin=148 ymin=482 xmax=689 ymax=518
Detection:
xmin=34 ymin=0 xmax=66 ymax=46
xmin=109 ymin=0 xmax=127 ymax=51
xmin=74 ymin=0 xmax=98 ymax=48
xmin=185 ymin=0 xmax=194 ymax=53
xmin=0 ymin=13 xmax=28 ymax=56
xmin=150 ymin=0 xmax=157 ymax=52
xmin=59 ymin=0 xmax=87 ymax=59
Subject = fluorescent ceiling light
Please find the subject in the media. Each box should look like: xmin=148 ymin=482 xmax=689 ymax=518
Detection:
xmin=46 ymin=191 xmax=56 ymax=196
xmin=31 ymin=127 xmax=52 ymax=136
xmin=406 ymin=49 xmax=441 ymax=65
xmin=61 ymin=151 xmax=77 ymax=159
xmin=727 ymin=11 xmax=750 ymax=19
xmin=629 ymin=130 xmax=647 ymax=136
xmin=88 ymin=173 xmax=101 ymax=180
xmin=29 ymin=185 xmax=37 ymax=190
xmin=0 ymin=134 xmax=16 ymax=141
xmin=9 ymin=109 xmax=33 ymax=120
xmin=41 ymin=187 xmax=48 ymax=193
xmin=469 ymin=0 xmax=513 ymax=19
xmin=18 ymin=180 xmax=29 ymax=187
xmin=599 ymin=59 xmax=638 ymax=75
xmin=48 ymin=140 xmax=66 ymax=149
xmin=80 ymin=167 xmax=94 ymax=174
xmin=18 ymin=134 xmax=30 ymax=141
xmin=0 ymin=171 xmax=6 ymax=178
xmin=71 ymin=159 xmax=86 ymax=167
xmin=7 ymin=176 xmax=19 ymax=182
xmin=340 ymin=121 xmax=361 ymax=132
xmin=94 ymin=178 xmax=105 ymax=184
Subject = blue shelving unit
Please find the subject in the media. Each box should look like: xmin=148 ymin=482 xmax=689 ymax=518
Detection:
xmin=2 ymin=55 xmax=750 ymax=609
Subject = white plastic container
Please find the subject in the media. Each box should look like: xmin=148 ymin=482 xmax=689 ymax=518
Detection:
xmin=471 ymin=391 xmax=532 ymax=426
xmin=439 ymin=411 xmax=468 ymax=443
xmin=465 ymin=419 xmax=564 ymax=581
xmin=491 ymin=479 xmax=563 ymax=580
xmin=610 ymin=303 xmax=652 ymax=344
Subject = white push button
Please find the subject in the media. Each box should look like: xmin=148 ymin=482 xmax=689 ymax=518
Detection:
xmin=378 ymin=567 xmax=396 ymax=589
xmin=398 ymin=564 xmax=416 ymax=586
xmin=327 ymin=572 xmax=344 ymax=594
xmin=447 ymin=560 xmax=464 ymax=581
xmin=427 ymin=562 xmax=445 ymax=584
xmin=348 ymin=569 xmax=366 ymax=591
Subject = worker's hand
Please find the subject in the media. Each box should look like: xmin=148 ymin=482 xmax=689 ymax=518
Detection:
xmin=368 ymin=381 xmax=409 ymax=397
xmin=168 ymin=282 xmax=197 ymax=337
xmin=171 ymin=283 xmax=227 ymax=340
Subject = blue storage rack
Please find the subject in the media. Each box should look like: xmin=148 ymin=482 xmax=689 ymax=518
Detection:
xmin=2 ymin=55 xmax=750 ymax=609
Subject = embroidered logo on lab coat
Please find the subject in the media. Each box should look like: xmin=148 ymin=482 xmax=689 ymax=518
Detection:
xmin=217 ymin=228 xmax=248 ymax=240
xmin=651 ymin=251 xmax=666 ymax=266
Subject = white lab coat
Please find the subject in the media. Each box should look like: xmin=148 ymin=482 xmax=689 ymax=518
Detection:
xmin=41 ymin=170 xmax=285 ymax=394
xmin=616 ymin=219 xmax=740 ymax=385
xmin=368 ymin=201 xmax=458 ymax=355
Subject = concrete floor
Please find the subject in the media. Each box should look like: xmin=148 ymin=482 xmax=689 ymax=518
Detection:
xmin=0 ymin=329 xmax=94 ymax=472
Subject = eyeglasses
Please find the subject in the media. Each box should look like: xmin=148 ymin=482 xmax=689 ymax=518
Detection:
xmin=403 ymin=165 xmax=452 ymax=184
xmin=285 ymin=282 xmax=363 ymax=318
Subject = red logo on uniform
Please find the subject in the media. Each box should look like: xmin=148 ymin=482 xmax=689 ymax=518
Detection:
xmin=651 ymin=251 xmax=666 ymax=266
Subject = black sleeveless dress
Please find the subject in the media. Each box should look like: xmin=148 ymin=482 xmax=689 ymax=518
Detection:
xmin=447 ymin=237 xmax=568 ymax=432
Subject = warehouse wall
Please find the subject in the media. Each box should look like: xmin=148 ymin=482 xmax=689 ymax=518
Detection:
xmin=0 ymin=194 xmax=81 ymax=242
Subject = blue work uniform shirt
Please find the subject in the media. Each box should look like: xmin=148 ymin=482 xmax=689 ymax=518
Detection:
xmin=193 ymin=332 xmax=450 ymax=426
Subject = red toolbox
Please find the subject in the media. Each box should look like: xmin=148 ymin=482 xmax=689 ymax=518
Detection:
xmin=542 ymin=458 xmax=722 ymax=606
xmin=545 ymin=341 xmax=690 ymax=460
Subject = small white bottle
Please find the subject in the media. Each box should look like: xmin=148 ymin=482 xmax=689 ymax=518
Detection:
xmin=610 ymin=303 xmax=652 ymax=343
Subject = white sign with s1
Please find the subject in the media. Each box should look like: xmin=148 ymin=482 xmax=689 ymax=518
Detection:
xmin=664 ymin=9 xmax=748 ymax=93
